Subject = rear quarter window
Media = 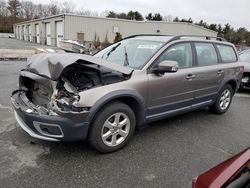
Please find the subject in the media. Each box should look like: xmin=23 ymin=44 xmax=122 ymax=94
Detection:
xmin=216 ymin=44 xmax=237 ymax=63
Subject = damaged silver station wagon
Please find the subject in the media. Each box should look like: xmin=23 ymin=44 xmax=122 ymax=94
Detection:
xmin=11 ymin=35 xmax=244 ymax=153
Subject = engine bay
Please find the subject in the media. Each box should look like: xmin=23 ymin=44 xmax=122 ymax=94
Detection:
xmin=20 ymin=61 xmax=130 ymax=114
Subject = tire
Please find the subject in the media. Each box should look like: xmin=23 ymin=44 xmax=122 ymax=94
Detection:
xmin=209 ymin=84 xmax=233 ymax=114
xmin=88 ymin=102 xmax=136 ymax=153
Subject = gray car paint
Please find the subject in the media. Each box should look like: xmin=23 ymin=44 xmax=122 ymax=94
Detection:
xmin=75 ymin=39 xmax=243 ymax=122
xmin=14 ymin=36 xmax=245 ymax=133
xmin=26 ymin=53 xmax=133 ymax=80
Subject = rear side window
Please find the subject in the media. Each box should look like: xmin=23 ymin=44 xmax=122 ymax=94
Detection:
xmin=216 ymin=45 xmax=237 ymax=63
xmin=194 ymin=43 xmax=218 ymax=66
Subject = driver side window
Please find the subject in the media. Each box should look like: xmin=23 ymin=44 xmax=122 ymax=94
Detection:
xmin=157 ymin=43 xmax=193 ymax=68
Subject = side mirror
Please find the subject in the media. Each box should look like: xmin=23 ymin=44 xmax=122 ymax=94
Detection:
xmin=152 ymin=60 xmax=179 ymax=74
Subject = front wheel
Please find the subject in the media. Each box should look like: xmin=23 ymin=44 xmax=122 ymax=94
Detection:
xmin=209 ymin=84 xmax=233 ymax=114
xmin=88 ymin=102 xmax=136 ymax=153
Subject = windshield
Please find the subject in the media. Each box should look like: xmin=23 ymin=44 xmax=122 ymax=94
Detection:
xmin=240 ymin=50 xmax=250 ymax=63
xmin=94 ymin=39 xmax=164 ymax=69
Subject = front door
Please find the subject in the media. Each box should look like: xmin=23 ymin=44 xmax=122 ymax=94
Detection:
xmin=147 ymin=42 xmax=195 ymax=120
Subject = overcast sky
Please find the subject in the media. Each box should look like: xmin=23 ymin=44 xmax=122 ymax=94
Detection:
xmin=32 ymin=0 xmax=250 ymax=30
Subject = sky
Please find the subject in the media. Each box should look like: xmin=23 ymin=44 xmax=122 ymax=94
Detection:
xmin=31 ymin=0 xmax=250 ymax=30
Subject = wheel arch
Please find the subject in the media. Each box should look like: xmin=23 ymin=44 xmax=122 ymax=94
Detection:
xmin=226 ymin=79 xmax=237 ymax=94
xmin=88 ymin=90 xmax=146 ymax=126
xmin=219 ymin=79 xmax=238 ymax=95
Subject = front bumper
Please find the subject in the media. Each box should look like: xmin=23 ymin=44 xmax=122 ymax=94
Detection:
xmin=11 ymin=90 xmax=90 ymax=141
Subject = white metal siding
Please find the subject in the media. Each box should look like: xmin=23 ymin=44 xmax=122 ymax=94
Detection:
xmin=14 ymin=14 xmax=217 ymax=46
xmin=56 ymin=21 xmax=64 ymax=47
xmin=35 ymin=24 xmax=40 ymax=43
xmin=45 ymin=23 xmax=51 ymax=45
xmin=64 ymin=15 xmax=217 ymax=43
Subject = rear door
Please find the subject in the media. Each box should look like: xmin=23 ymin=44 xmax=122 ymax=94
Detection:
xmin=191 ymin=42 xmax=224 ymax=105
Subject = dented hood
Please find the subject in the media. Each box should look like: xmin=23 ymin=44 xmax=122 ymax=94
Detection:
xmin=26 ymin=53 xmax=133 ymax=80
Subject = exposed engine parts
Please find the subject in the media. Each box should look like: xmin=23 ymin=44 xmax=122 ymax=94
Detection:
xmin=20 ymin=62 xmax=130 ymax=114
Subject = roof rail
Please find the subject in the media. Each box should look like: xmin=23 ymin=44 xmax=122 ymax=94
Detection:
xmin=168 ymin=35 xmax=227 ymax=43
xmin=123 ymin=34 xmax=172 ymax=40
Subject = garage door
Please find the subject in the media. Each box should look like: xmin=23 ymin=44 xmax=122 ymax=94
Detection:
xmin=56 ymin=21 xmax=64 ymax=47
xmin=19 ymin=27 xmax=22 ymax=40
xmin=45 ymin=23 xmax=51 ymax=45
xmin=16 ymin=27 xmax=19 ymax=39
xmin=23 ymin=26 xmax=27 ymax=41
xmin=28 ymin=25 xmax=31 ymax=42
xmin=35 ymin=24 xmax=40 ymax=43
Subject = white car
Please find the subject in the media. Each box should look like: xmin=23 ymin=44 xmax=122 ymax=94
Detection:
xmin=239 ymin=49 xmax=250 ymax=89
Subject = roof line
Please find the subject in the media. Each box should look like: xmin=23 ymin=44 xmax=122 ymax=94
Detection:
xmin=13 ymin=13 xmax=217 ymax=34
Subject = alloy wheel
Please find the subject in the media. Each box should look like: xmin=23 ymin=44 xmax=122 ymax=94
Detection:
xmin=101 ymin=112 xmax=130 ymax=147
xmin=219 ymin=89 xmax=231 ymax=110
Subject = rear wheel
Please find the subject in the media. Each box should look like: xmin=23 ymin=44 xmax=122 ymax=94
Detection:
xmin=89 ymin=102 xmax=136 ymax=153
xmin=209 ymin=84 xmax=233 ymax=114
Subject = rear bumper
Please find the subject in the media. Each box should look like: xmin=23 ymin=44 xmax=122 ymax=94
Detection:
xmin=11 ymin=90 xmax=90 ymax=141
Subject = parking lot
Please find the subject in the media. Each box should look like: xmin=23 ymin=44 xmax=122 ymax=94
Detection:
xmin=0 ymin=38 xmax=59 ymax=50
xmin=0 ymin=60 xmax=250 ymax=188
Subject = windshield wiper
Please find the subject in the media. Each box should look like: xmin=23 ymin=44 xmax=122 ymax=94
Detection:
xmin=123 ymin=46 xmax=129 ymax=67
xmin=103 ymin=42 xmax=121 ymax=59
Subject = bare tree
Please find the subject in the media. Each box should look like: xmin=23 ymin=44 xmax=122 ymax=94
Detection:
xmin=49 ymin=0 xmax=60 ymax=15
xmin=163 ymin=15 xmax=173 ymax=22
xmin=0 ymin=0 xmax=9 ymax=16
xmin=20 ymin=1 xmax=35 ymax=19
xmin=7 ymin=0 xmax=21 ymax=17
xmin=76 ymin=7 xmax=99 ymax=16
xmin=99 ymin=10 xmax=109 ymax=17
xmin=35 ymin=3 xmax=51 ymax=18
xmin=60 ymin=1 xmax=75 ymax=13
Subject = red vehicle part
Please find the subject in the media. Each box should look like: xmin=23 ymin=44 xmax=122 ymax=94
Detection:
xmin=193 ymin=148 xmax=250 ymax=188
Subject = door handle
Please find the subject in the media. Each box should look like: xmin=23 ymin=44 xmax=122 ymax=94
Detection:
xmin=217 ymin=70 xmax=224 ymax=75
xmin=186 ymin=74 xmax=196 ymax=80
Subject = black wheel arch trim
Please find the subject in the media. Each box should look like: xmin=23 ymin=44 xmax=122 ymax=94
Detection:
xmin=220 ymin=78 xmax=239 ymax=94
xmin=88 ymin=90 xmax=146 ymax=126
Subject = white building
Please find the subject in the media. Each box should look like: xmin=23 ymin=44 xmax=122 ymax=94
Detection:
xmin=14 ymin=14 xmax=217 ymax=47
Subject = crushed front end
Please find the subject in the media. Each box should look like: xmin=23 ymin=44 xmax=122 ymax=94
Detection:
xmin=11 ymin=53 xmax=132 ymax=141
xmin=11 ymin=71 xmax=91 ymax=141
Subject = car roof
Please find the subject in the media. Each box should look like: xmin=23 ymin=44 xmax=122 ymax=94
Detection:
xmin=124 ymin=34 xmax=229 ymax=45
xmin=125 ymin=35 xmax=173 ymax=43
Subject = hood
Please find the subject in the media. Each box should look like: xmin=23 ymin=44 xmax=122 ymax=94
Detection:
xmin=25 ymin=53 xmax=133 ymax=80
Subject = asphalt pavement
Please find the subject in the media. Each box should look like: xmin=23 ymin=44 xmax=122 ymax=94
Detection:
xmin=0 ymin=61 xmax=250 ymax=188
xmin=0 ymin=38 xmax=58 ymax=50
